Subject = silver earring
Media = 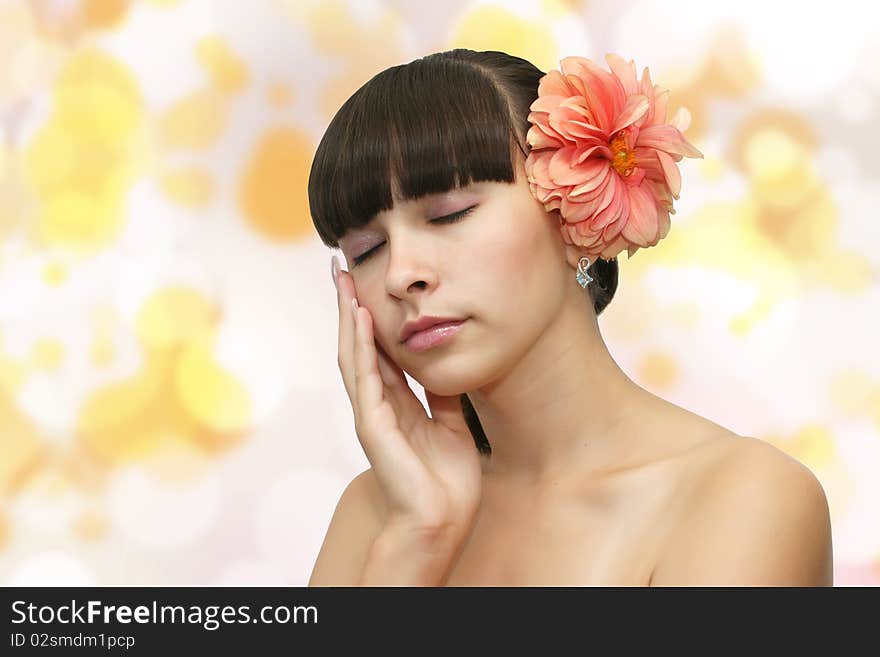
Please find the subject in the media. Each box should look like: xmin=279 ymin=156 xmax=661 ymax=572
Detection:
xmin=576 ymin=256 xmax=593 ymax=289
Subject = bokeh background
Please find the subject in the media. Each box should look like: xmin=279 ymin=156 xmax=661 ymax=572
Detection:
xmin=0 ymin=0 xmax=878 ymax=586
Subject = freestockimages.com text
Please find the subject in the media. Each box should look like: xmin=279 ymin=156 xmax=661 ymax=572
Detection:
xmin=10 ymin=599 xmax=318 ymax=631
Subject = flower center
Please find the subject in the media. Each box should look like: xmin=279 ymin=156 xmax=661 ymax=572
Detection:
xmin=610 ymin=130 xmax=636 ymax=177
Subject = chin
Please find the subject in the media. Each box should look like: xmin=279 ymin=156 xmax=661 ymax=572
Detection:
xmin=407 ymin=358 xmax=495 ymax=398
xmin=406 ymin=370 xmax=465 ymax=398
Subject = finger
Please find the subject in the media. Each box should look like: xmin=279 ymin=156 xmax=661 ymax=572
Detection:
xmin=374 ymin=341 xmax=427 ymax=433
xmin=350 ymin=303 xmax=421 ymax=476
xmin=334 ymin=260 xmax=356 ymax=401
xmin=352 ymin=301 xmax=385 ymax=422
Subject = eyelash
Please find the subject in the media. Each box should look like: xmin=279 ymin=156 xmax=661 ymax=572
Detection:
xmin=350 ymin=205 xmax=477 ymax=266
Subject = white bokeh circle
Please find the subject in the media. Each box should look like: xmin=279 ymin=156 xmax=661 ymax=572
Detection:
xmin=10 ymin=550 xmax=95 ymax=586
xmin=106 ymin=464 xmax=222 ymax=551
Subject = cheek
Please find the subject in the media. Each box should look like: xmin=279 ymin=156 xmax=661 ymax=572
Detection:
xmin=365 ymin=303 xmax=397 ymax=352
xmin=490 ymin=212 xmax=558 ymax=297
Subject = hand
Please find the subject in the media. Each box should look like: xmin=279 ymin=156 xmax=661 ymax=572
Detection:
xmin=332 ymin=255 xmax=483 ymax=538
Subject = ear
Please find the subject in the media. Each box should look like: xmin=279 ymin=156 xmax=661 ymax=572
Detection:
xmin=562 ymin=242 xmax=588 ymax=273
xmin=546 ymin=208 xmax=592 ymax=275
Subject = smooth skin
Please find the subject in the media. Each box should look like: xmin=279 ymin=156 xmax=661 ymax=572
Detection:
xmin=311 ymin=260 xmax=834 ymax=586
xmin=309 ymin=157 xmax=833 ymax=586
xmin=333 ymin=258 xmax=481 ymax=539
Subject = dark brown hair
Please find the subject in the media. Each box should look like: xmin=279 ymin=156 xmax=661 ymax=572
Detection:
xmin=308 ymin=48 xmax=619 ymax=456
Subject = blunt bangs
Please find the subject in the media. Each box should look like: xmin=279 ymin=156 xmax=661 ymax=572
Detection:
xmin=308 ymin=50 xmax=533 ymax=248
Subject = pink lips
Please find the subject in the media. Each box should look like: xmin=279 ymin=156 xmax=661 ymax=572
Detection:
xmin=404 ymin=320 xmax=466 ymax=352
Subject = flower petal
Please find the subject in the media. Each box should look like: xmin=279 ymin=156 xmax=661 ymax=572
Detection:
xmin=560 ymin=195 xmax=595 ymax=224
xmin=621 ymin=183 xmax=660 ymax=247
xmin=599 ymin=233 xmax=630 ymax=259
xmin=637 ymin=124 xmax=703 ymax=158
xmin=611 ymin=93 xmax=650 ymax=135
xmin=605 ymin=53 xmax=639 ymax=96
xmin=530 ymin=94 xmax=569 ymax=114
xmin=549 ymin=147 xmax=607 ymax=186
xmin=632 ymin=147 xmax=663 ymax=180
xmin=638 ymin=65 xmax=654 ymax=97
xmin=623 ymin=167 xmax=646 ymax=188
xmin=591 ymin=174 xmax=627 ymax=230
xmin=528 ymin=151 xmax=554 ymax=187
xmin=526 ymin=54 xmax=696 ymax=260
xmin=529 ymin=112 xmax=570 ymax=144
xmin=646 ymin=88 xmax=668 ymax=127
xmin=559 ymin=95 xmax=595 ymax=121
xmin=602 ymin=196 xmax=628 ymax=240
xmin=567 ymin=121 xmax=607 ymax=142
xmin=527 ymin=125 xmax=565 ymax=149
xmin=560 ymin=58 xmax=623 ymax=133
xmin=655 ymin=149 xmax=681 ymax=199
xmin=551 ymin=105 xmax=606 ymax=141
xmin=578 ymin=172 xmax=617 ymax=224
xmin=670 ymin=106 xmax=692 ymax=133
xmin=569 ymin=159 xmax=610 ymax=196
xmin=538 ymin=69 xmax=575 ymax=98
xmin=656 ymin=208 xmax=671 ymax=241
xmin=562 ymin=173 xmax=612 ymax=222
xmin=575 ymin=142 xmax=612 ymax=164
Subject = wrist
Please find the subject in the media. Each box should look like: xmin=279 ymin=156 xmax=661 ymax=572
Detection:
xmin=359 ymin=520 xmax=465 ymax=587
xmin=381 ymin=514 xmax=469 ymax=551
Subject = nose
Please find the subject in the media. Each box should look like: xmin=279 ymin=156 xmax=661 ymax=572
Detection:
xmin=384 ymin=237 xmax=438 ymax=299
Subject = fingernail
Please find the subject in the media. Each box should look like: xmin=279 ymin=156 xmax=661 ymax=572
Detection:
xmin=330 ymin=255 xmax=340 ymax=290
xmin=351 ymin=298 xmax=358 ymax=321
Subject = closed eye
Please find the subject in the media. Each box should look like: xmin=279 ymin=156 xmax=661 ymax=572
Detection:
xmin=350 ymin=205 xmax=477 ymax=266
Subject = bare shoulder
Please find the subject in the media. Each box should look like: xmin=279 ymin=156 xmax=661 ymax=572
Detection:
xmin=308 ymin=468 xmax=387 ymax=586
xmin=690 ymin=433 xmax=827 ymax=493
xmin=698 ymin=434 xmax=831 ymax=511
xmin=651 ymin=433 xmax=834 ymax=586
xmin=345 ymin=467 xmax=389 ymax=521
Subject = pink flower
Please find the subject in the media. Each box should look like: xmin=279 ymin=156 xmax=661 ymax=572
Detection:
xmin=524 ymin=54 xmax=703 ymax=260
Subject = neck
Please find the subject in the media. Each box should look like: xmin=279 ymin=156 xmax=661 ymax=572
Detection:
xmin=468 ymin=292 xmax=652 ymax=488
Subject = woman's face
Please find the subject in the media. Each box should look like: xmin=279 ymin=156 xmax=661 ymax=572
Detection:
xmin=337 ymin=157 xmax=573 ymax=396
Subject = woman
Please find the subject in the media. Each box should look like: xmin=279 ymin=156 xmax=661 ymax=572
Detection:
xmin=306 ymin=49 xmax=833 ymax=586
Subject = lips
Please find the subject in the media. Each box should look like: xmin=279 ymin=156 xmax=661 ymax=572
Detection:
xmin=399 ymin=315 xmax=466 ymax=343
xmin=402 ymin=320 xmax=466 ymax=352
